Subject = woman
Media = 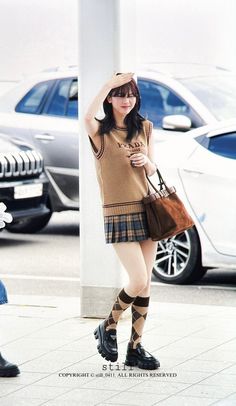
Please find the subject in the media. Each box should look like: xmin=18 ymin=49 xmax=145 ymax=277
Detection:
xmin=0 ymin=280 xmax=20 ymax=377
xmin=84 ymin=73 xmax=160 ymax=370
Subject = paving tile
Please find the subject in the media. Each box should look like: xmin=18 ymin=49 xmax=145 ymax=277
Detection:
xmin=220 ymin=364 xmax=236 ymax=375
xmin=97 ymin=404 xmax=137 ymax=406
xmin=0 ymin=314 xmax=54 ymax=330
xmin=148 ymin=321 xmax=202 ymax=337
xmin=127 ymin=380 xmax=190 ymax=395
xmin=0 ymin=397 xmax=45 ymax=406
xmin=20 ymin=350 xmax=90 ymax=373
xmin=3 ymin=337 xmax=74 ymax=351
xmin=41 ymin=401 xmax=90 ymax=406
xmin=213 ymin=392 xmax=236 ymax=405
xmin=0 ymin=383 xmax=25 ymax=397
xmin=3 ymin=384 xmax=71 ymax=400
xmin=26 ymin=321 xmax=89 ymax=341
xmin=97 ymin=404 xmax=138 ymax=406
xmin=155 ymin=346 xmax=204 ymax=359
xmin=153 ymin=395 xmax=217 ymax=405
xmin=200 ymin=373 xmax=236 ymax=387
xmin=192 ymin=329 xmax=236 ymax=340
xmin=60 ymin=337 xmax=99 ymax=353
xmin=180 ymin=384 xmax=236 ymax=399
xmin=156 ymin=338 xmax=226 ymax=358
xmin=43 ymin=401 xmax=137 ymax=406
xmin=214 ymin=340 xmax=236 ymax=352
xmin=178 ymin=359 xmax=233 ymax=373
xmin=52 ymin=387 xmax=120 ymax=404
xmin=195 ymin=350 xmax=236 ymax=363
xmin=102 ymin=391 xmax=168 ymax=405
xmin=170 ymin=337 xmax=227 ymax=349
xmin=0 ymin=372 xmax=48 ymax=386
xmin=2 ymin=347 xmax=51 ymax=365
xmin=0 ymin=307 xmax=67 ymax=321
xmin=81 ymin=377 xmax=144 ymax=391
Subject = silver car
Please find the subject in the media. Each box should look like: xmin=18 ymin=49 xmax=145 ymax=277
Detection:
xmin=0 ymin=66 xmax=79 ymax=224
xmin=0 ymin=133 xmax=50 ymax=233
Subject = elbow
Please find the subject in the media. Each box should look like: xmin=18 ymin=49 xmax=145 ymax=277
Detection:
xmin=84 ymin=114 xmax=93 ymax=123
xmin=147 ymin=170 xmax=155 ymax=177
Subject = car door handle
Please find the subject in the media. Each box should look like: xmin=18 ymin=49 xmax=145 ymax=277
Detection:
xmin=182 ymin=169 xmax=203 ymax=175
xmin=34 ymin=134 xmax=55 ymax=141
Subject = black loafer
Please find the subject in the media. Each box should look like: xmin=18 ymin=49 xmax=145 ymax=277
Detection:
xmin=125 ymin=342 xmax=160 ymax=370
xmin=94 ymin=321 xmax=118 ymax=362
xmin=0 ymin=353 xmax=20 ymax=377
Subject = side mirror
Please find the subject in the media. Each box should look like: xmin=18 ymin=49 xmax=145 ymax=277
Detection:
xmin=162 ymin=115 xmax=192 ymax=132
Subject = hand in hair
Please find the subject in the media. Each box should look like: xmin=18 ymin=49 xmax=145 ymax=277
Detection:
xmin=84 ymin=72 xmax=134 ymax=145
xmin=84 ymin=73 xmax=133 ymax=135
xmin=106 ymin=73 xmax=134 ymax=90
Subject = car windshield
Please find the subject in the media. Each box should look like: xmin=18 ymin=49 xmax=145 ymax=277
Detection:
xmin=180 ymin=75 xmax=236 ymax=120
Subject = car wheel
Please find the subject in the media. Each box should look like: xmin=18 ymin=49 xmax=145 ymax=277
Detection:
xmin=6 ymin=212 xmax=52 ymax=234
xmin=152 ymin=227 xmax=206 ymax=284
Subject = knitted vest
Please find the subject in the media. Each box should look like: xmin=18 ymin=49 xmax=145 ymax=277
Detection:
xmin=89 ymin=120 xmax=152 ymax=216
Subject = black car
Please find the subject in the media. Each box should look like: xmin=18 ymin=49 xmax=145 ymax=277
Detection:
xmin=0 ymin=133 xmax=50 ymax=233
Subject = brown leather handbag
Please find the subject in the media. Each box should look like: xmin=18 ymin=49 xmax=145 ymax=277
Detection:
xmin=142 ymin=167 xmax=194 ymax=241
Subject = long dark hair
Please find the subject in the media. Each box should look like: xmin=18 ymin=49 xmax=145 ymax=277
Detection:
xmin=97 ymin=76 xmax=145 ymax=142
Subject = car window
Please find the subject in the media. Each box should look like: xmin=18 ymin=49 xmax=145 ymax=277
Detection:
xmin=196 ymin=132 xmax=236 ymax=160
xmin=138 ymin=79 xmax=202 ymax=129
xmin=15 ymin=81 xmax=52 ymax=114
xmin=44 ymin=78 xmax=78 ymax=118
xmin=46 ymin=79 xmax=71 ymax=116
xmin=66 ymin=79 xmax=78 ymax=117
xmin=181 ymin=76 xmax=236 ymax=120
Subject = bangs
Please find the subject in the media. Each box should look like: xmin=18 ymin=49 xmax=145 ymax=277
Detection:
xmin=110 ymin=79 xmax=139 ymax=97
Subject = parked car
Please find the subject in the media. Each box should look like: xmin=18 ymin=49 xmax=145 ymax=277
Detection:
xmin=138 ymin=63 xmax=236 ymax=137
xmin=152 ymin=120 xmax=236 ymax=284
xmin=0 ymin=63 xmax=236 ymax=234
xmin=0 ymin=66 xmax=79 ymax=220
xmin=0 ymin=133 xmax=50 ymax=233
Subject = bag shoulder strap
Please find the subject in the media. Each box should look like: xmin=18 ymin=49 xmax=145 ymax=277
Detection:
xmin=146 ymin=167 xmax=170 ymax=194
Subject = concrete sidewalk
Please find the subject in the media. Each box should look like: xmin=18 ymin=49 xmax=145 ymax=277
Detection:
xmin=0 ymin=294 xmax=236 ymax=406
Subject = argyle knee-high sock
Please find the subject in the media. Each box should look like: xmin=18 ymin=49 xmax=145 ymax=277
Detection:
xmin=129 ymin=296 xmax=150 ymax=349
xmin=104 ymin=288 xmax=136 ymax=331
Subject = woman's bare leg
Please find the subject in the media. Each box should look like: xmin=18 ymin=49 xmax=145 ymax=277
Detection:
xmin=112 ymin=241 xmax=148 ymax=297
xmin=94 ymin=241 xmax=151 ymax=363
xmin=128 ymin=238 xmax=158 ymax=349
xmin=138 ymin=239 xmax=158 ymax=296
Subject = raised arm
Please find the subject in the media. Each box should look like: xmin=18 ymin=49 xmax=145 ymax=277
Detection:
xmin=84 ymin=73 xmax=134 ymax=139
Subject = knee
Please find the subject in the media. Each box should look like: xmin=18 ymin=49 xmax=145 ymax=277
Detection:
xmin=131 ymin=276 xmax=148 ymax=295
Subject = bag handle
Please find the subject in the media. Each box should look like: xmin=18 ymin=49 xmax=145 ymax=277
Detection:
xmin=146 ymin=167 xmax=171 ymax=195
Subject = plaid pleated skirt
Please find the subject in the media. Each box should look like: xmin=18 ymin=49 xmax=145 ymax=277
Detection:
xmin=104 ymin=212 xmax=150 ymax=244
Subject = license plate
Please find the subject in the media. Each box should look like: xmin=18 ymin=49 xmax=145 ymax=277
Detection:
xmin=14 ymin=183 xmax=43 ymax=199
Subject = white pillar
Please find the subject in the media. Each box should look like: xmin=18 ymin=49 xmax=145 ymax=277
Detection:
xmin=78 ymin=0 xmax=136 ymax=317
